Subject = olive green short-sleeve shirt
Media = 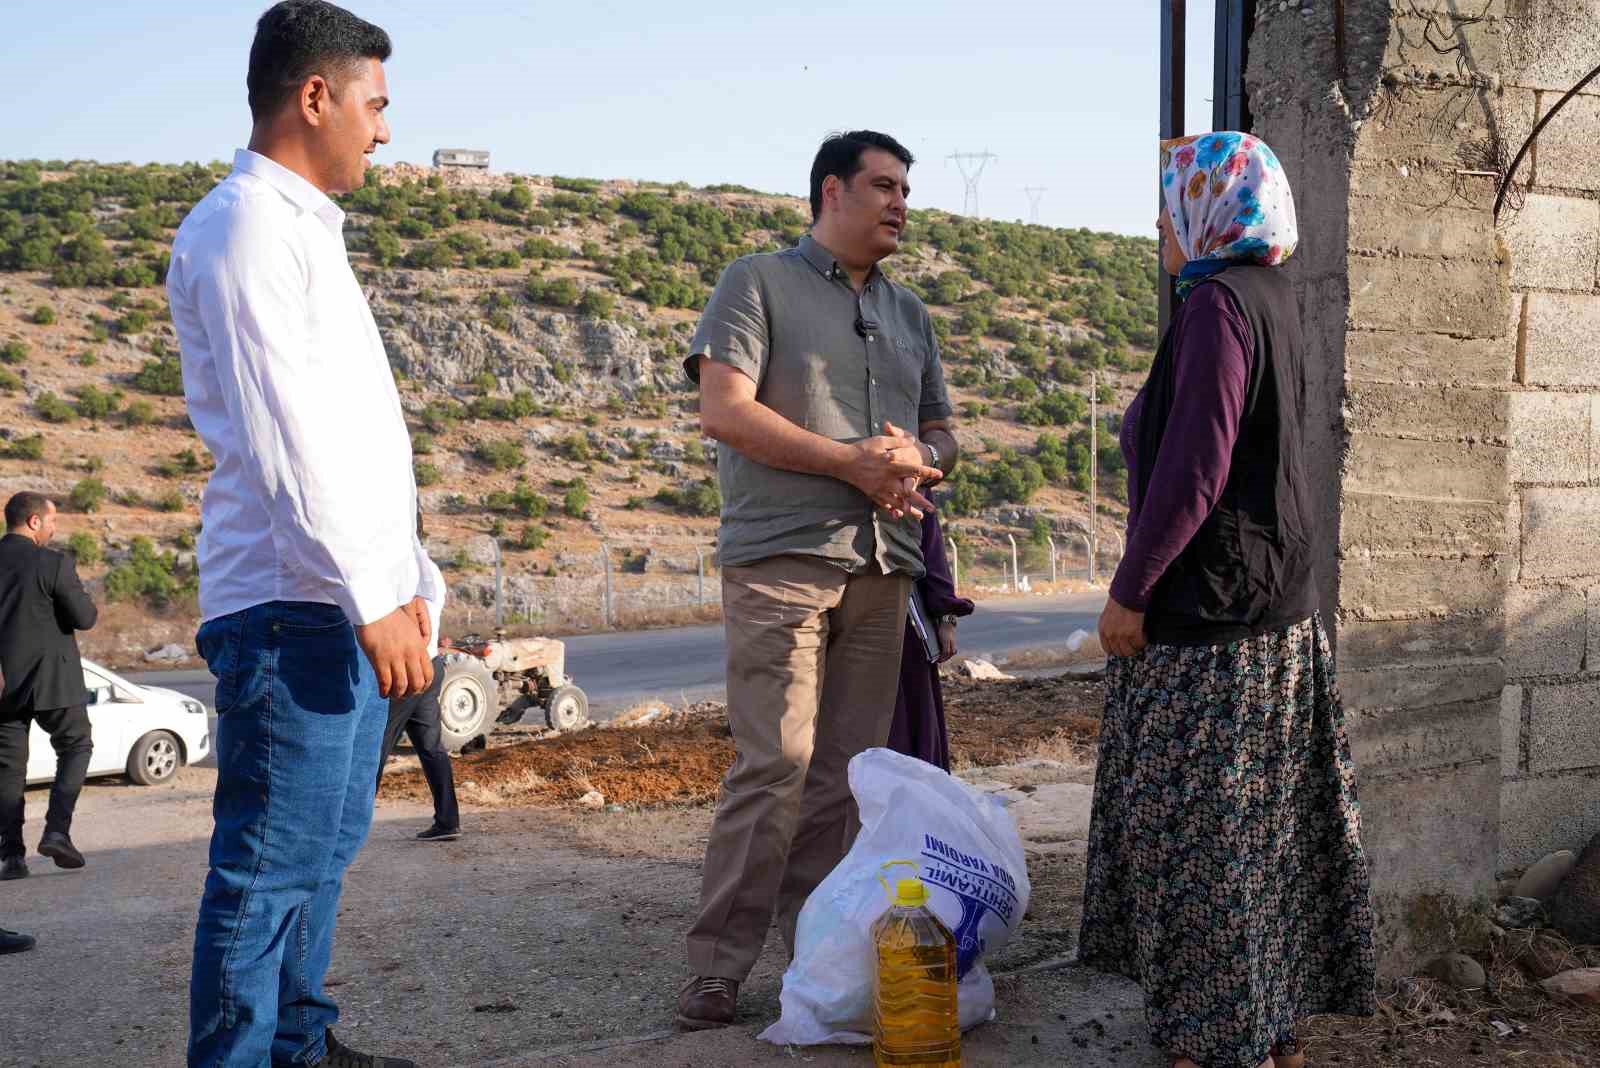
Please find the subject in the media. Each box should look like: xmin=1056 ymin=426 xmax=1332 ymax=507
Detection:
xmin=686 ymin=235 xmax=953 ymax=577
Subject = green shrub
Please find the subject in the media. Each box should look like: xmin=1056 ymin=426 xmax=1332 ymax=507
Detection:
xmin=0 ymin=341 xmax=27 ymax=365
xmin=67 ymin=530 xmax=100 ymax=566
xmin=116 ymin=309 xmax=151 ymax=335
xmin=654 ymin=477 xmax=721 ymax=517
xmin=403 ymin=241 xmax=454 ymax=269
xmin=420 ymin=400 xmax=463 ymax=433
xmin=35 ymin=391 xmax=76 ymax=423
xmin=29 ymin=304 xmax=55 ymax=325
xmin=1015 ymin=388 xmax=1088 ymax=427
xmin=526 ymin=275 xmax=580 ymax=307
xmin=78 ymin=350 xmax=98 ymax=367
xmin=155 ymin=490 xmax=186 ymax=512
xmin=956 ymin=308 xmax=990 ymax=336
xmin=132 ymin=355 xmax=184 ymax=396
xmin=926 ymin=271 xmax=970 ymax=305
xmin=68 ymin=477 xmax=107 ymax=513
xmin=121 ymin=400 xmax=156 ymax=427
xmin=411 ymin=431 xmax=435 ymax=455
xmin=474 ymin=438 xmax=525 ymax=471
xmin=414 ymin=461 xmax=440 ymax=487
xmin=562 ymin=480 xmax=590 ymax=518
xmin=0 ymin=368 xmax=20 ymax=393
xmin=559 ymin=434 xmax=592 ymax=462
xmin=8 ymin=434 xmax=44 ymax=460
xmin=577 ymin=288 xmax=615 ymax=320
xmin=515 ymin=524 xmax=548 ymax=550
xmin=103 ymin=536 xmax=180 ymax=605
xmin=73 ymin=385 xmax=119 ymax=423
xmin=510 ymin=481 xmax=548 ymax=517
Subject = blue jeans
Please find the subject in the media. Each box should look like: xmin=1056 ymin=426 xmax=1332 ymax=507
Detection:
xmin=188 ymin=601 xmax=387 ymax=1067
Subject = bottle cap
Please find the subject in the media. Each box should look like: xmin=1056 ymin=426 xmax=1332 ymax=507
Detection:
xmin=894 ymin=877 xmax=928 ymax=908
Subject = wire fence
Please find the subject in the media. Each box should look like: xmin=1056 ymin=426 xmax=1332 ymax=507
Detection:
xmin=434 ymin=526 xmax=1122 ymax=636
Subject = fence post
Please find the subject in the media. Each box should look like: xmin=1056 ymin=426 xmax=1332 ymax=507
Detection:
xmin=1047 ymin=535 xmax=1057 ymax=584
xmin=948 ymin=536 xmax=959 ymax=590
xmin=1007 ymin=533 xmax=1019 ymax=592
xmin=1076 ymin=532 xmax=1093 ymax=582
xmin=599 ymin=544 xmax=612 ymax=629
xmin=696 ymin=547 xmax=706 ymax=607
xmin=491 ymin=536 xmax=503 ymax=629
xmin=1089 ymin=371 xmax=1099 ymax=580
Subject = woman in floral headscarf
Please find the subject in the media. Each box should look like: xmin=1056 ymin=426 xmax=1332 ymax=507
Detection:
xmin=1077 ymin=132 xmax=1377 ymax=1068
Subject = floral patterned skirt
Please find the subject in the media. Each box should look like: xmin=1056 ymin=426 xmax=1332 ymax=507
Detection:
xmin=1078 ymin=612 xmax=1377 ymax=1068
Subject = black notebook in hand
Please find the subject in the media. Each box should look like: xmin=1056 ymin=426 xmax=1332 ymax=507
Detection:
xmin=907 ymin=586 xmax=940 ymax=664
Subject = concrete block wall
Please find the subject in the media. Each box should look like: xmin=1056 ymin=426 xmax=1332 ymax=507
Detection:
xmin=1248 ymin=0 xmax=1514 ymax=967
xmin=1239 ymin=0 xmax=1600 ymax=967
xmin=1499 ymin=0 xmax=1600 ymax=871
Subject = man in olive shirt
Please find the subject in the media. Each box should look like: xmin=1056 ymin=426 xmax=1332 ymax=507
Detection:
xmin=678 ymin=131 xmax=959 ymax=1029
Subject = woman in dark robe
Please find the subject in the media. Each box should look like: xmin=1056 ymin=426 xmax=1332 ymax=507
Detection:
xmin=887 ymin=508 xmax=973 ymax=771
xmin=1078 ymin=132 xmax=1375 ymax=1068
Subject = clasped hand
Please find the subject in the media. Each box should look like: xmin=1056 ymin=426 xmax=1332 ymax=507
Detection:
xmin=846 ymin=420 xmax=941 ymax=519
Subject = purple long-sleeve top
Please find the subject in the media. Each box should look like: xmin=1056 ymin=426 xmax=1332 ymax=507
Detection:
xmin=1109 ymin=283 xmax=1254 ymax=613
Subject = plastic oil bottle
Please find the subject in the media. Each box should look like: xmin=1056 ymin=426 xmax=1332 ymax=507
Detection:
xmin=872 ymin=875 xmax=960 ymax=1067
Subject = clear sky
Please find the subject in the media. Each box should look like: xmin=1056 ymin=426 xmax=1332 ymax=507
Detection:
xmin=2 ymin=1 xmax=1219 ymax=237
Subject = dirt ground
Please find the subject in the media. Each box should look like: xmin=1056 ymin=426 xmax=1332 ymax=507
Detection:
xmin=379 ymin=672 xmax=1106 ymax=810
xmin=4 ymin=672 xmax=1599 ymax=1066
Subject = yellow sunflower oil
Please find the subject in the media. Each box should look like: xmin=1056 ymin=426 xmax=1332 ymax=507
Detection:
xmin=872 ymin=876 xmax=960 ymax=1067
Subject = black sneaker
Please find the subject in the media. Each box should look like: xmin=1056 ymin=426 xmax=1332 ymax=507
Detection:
xmin=416 ymin=824 xmax=460 ymax=842
xmin=0 ymin=928 xmax=34 ymax=955
xmin=0 ymin=856 xmax=26 ymax=881
xmin=317 ymin=1029 xmax=417 ymax=1067
xmin=38 ymin=831 xmax=84 ymax=870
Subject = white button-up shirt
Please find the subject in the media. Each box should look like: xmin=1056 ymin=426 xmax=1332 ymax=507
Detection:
xmin=168 ymin=149 xmax=442 ymax=641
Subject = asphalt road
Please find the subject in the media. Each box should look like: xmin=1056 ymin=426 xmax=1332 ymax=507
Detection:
xmin=128 ymin=590 xmax=1106 ymax=738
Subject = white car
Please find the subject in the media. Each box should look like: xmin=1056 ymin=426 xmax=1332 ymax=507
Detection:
xmin=25 ymin=659 xmax=211 ymax=787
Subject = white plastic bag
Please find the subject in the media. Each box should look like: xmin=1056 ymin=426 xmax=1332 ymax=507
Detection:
xmin=758 ymin=747 xmax=1031 ymax=1046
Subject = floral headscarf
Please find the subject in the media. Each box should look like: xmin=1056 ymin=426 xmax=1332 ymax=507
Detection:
xmin=1160 ymin=131 xmax=1297 ymax=297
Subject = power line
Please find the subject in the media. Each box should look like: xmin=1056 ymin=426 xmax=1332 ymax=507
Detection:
xmin=946 ymin=150 xmax=998 ymax=219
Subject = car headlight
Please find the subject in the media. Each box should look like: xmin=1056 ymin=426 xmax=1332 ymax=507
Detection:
xmin=181 ymin=698 xmax=208 ymax=716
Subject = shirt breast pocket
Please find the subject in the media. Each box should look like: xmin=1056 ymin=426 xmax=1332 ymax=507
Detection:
xmin=886 ymin=336 xmax=929 ymax=407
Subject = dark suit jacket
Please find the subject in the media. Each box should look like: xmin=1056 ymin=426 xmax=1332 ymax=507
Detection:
xmin=0 ymin=532 xmax=97 ymax=718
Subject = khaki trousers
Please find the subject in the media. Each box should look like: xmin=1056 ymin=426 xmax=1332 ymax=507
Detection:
xmin=686 ymin=554 xmax=911 ymax=980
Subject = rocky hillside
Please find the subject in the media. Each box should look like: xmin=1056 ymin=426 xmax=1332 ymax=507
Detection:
xmin=0 ymin=159 xmax=1155 ymax=656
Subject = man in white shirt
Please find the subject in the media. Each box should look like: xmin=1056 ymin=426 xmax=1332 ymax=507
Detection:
xmin=167 ymin=3 xmax=434 ymax=1065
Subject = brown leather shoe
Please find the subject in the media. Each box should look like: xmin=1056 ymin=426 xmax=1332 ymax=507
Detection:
xmin=675 ymin=975 xmax=739 ymax=1031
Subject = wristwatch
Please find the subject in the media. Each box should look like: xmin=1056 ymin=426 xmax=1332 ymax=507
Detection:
xmin=924 ymin=440 xmax=941 ymax=471
xmin=939 ymin=614 xmax=959 ymax=628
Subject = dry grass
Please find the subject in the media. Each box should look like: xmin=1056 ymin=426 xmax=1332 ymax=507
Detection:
xmin=1301 ymin=927 xmax=1600 ymax=1066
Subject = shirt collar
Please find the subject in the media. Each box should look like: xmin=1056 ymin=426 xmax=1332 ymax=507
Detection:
xmin=232 ymin=149 xmax=347 ymax=234
xmin=798 ymin=233 xmax=883 ymax=287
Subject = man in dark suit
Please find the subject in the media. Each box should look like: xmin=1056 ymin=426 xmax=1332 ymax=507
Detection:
xmin=0 ymin=491 xmax=98 ymax=880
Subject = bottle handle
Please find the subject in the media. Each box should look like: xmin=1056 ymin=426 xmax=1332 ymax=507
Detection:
xmin=874 ymin=859 xmax=921 ymax=902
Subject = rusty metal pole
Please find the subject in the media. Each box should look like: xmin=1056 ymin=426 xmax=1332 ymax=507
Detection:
xmin=1213 ymin=0 xmax=1256 ymax=131
xmin=948 ymin=535 xmax=959 ymax=590
xmin=1159 ymin=0 xmax=1186 ymax=336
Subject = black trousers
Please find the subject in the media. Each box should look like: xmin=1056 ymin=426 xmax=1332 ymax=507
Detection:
xmin=377 ymin=666 xmax=459 ymax=831
xmin=0 ymin=704 xmax=93 ymax=858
